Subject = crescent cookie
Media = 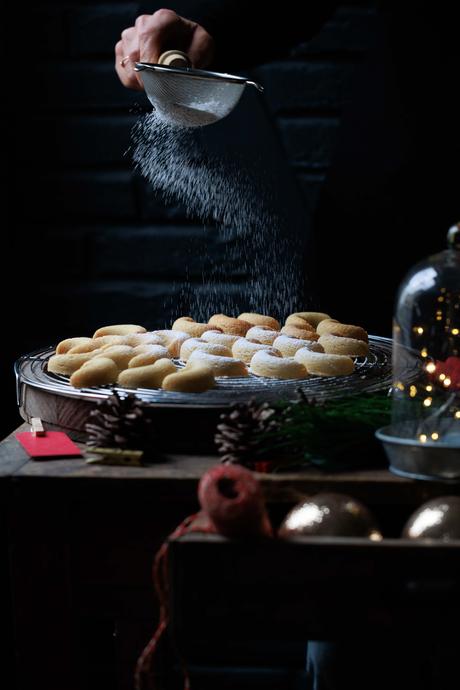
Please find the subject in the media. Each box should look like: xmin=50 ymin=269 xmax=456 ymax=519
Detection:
xmin=118 ymin=358 xmax=177 ymax=389
xmin=93 ymin=324 xmax=146 ymax=337
xmin=318 ymin=334 xmax=369 ymax=357
xmin=120 ymin=333 xmax=163 ymax=347
xmin=284 ymin=315 xmax=315 ymax=330
xmin=273 ymin=335 xmax=324 ymax=358
xmin=294 ymin=348 xmax=354 ymax=376
xmin=68 ymin=340 xmax=106 ymax=354
xmin=187 ymin=350 xmax=249 ymax=377
xmin=287 ymin=312 xmax=332 ymax=328
xmin=128 ymin=344 xmax=171 ymax=368
xmin=56 ymin=337 xmax=96 ymax=354
xmin=162 ymin=363 xmax=215 ymax=393
xmin=179 ymin=338 xmax=232 ymax=362
xmin=173 ymin=316 xmax=218 ymax=338
xmin=280 ymin=325 xmax=320 ymax=340
xmin=131 ymin=343 xmax=171 ymax=357
xmin=70 ymin=357 xmax=119 ymax=388
xmin=238 ymin=313 xmax=281 ymax=331
xmin=200 ymin=331 xmax=241 ymax=347
xmin=91 ymin=335 xmax=128 ymax=348
xmin=48 ymin=352 xmax=101 ymax=376
xmin=232 ymin=339 xmax=282 ymax=364
xmin=250 ymin=350 xmax=307 ymax=380
xmin=208 ymin=314 xmax=251 ymax=336
xmin=154 ymin=330 xmax=191 ymax=357
xmin=316 ymin=320 xmax=368 ymax=342
xmin=245 ymin=326 xmax=279 ymax=345
xmin=93 ymin=345 xmax=135 ymax=370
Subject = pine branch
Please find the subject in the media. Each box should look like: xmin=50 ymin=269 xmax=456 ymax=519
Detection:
xmin=216 ymin=393 xmax=391 ymax=472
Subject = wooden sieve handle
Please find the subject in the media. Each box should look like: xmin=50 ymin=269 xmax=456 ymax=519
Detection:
xmin=158 ymin=50 xmax=191 ymax=68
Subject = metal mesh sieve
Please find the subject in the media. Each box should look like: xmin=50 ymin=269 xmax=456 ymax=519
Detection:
xmin=15 ymin=337 xmax=416 ymax=410
xmin=135 ymin=62 xmax=263 ymax=127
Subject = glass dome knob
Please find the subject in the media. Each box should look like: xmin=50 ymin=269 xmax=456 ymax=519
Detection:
xmin=447 ymin=222 xmax=460 ymax=250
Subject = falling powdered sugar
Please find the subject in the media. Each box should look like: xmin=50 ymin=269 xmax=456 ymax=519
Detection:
xmin=153 ymin=100 xmax=225 ymax=127
xmin=131 ymin=111 xmax=303 ymax=321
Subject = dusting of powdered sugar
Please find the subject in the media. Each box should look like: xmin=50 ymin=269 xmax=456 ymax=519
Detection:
xmin=131 ymin=111 xmax=303 ymax=321
xmin=154 ymin=101 xmax=223 ymax=127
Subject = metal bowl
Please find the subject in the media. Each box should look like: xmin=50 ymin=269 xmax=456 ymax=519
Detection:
xmin=376 ymin=422 xmax=460 ymax=482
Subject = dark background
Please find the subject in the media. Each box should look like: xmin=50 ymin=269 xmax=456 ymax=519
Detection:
xmin=4 ymin=1 xmax=459 ymax=438
xmin=2 ymin=5 xmax=459 ymax=690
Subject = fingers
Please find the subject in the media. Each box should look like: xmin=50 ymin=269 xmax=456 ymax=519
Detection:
xmin=115 ymin=9 xmax=216 ymax=92
xmin=188 ymin=25 xmax=215 ymax=69
xmin=115 ymin=26 xmax=143 ymax=90
xmin=136 ymin=10 xmax=190 ymax=64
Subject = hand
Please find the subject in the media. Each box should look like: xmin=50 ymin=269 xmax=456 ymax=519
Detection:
xmin=115 ymin=9 xmax=215 ymax=91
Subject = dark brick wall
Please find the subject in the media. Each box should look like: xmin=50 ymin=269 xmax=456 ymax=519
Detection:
xmin=5 ymin=2 xmax=375 ymax=434
xmin=253 ymin=5 xmax=376 ymax=223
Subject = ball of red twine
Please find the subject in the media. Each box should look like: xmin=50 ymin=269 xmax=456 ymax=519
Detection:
xmin=198 ymin=464 xmax=272 ymax=538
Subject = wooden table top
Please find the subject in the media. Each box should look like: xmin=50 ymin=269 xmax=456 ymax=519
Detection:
xmin=2 ymin=423 xmax=458 ymax=506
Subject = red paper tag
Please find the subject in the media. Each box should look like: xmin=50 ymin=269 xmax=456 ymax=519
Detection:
xmin=16 ymin=431 xmax=82 ymax=458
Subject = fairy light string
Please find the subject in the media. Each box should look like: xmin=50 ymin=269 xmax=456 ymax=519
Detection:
xmin=393 ymin=225 xmax=460 ymax=444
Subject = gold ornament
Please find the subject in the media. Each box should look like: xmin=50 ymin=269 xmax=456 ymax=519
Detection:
xmin=402 ymin=496 xmax=460 ymax=540
xmin=279 ymin=492 xmax=382 ymax=540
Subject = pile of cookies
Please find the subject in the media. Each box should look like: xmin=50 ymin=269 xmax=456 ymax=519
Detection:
xmin=48 ymin=312 xmax=369 ymax=393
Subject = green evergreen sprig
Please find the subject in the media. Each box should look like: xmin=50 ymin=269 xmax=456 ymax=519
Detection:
xmin=216 ymin=393 xmax=391 ymax=472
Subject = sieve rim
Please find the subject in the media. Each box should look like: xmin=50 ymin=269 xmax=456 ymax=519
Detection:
xmin=134 ymin=62 xmax=264 ymax=92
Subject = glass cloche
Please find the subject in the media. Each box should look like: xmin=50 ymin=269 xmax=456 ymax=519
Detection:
xmin=377 ymin=223 xmax=460 ymax=480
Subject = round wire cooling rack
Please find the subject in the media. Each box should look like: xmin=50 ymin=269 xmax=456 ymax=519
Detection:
xmin=14 ymin=336 xmax=412 ymax=409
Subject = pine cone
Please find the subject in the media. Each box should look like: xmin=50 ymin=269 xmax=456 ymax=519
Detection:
xmin=85 ymin=391 xmax=157 ymax=455
xmin=215 ymin=399 xmax=280 ymax=469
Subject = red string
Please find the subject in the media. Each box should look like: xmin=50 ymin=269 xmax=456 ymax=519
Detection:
xmin=135 ymin=465 xmax=272 ymax=689
xmin=135 ymin=513 xmax=214 ymax=690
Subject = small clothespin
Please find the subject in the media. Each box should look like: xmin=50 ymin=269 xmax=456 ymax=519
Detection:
xmin=85 ymin=447 xmax=143 ymax=467
xmin=31 ymin=417 xmax=46 ymax=437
